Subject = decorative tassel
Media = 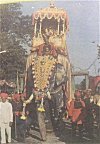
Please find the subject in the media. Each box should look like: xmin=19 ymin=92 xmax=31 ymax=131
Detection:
xmin=20 ymin=106 xmax=27 ymax=120
xmin=38 ymin=97 xmax=45 ymax=112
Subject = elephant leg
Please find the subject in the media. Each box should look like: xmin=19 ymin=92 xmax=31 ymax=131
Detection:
xmin=45 ymin=99 xmax=53 ymax=132
xmin=37 ymin=111 xmax=46 ymax=141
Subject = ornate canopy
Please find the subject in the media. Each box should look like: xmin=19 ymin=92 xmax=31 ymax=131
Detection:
xmin=32 ymin=4 xmax=69 ymax=29
xmin=31 ymin=4 xmax=69 ymax=55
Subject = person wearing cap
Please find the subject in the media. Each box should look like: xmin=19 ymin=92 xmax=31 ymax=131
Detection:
xmin=0 ymin=93 xmax=13 ymax=144
xmin=84 ymin=89 xmax=94 ymax=138
xmin=20 ymin=92 xmax=26 ymax=103
xmin=11 ymin=93 xmax=23 ymax=142
xmin=12 ymin=93 xmax=23 ymax=117
xmin=68 ymin=91 xmax=85 ymax=139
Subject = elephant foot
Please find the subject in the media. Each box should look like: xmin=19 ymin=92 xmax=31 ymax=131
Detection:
xmin=46 ymin=129 xmax=53 ymax=133
xmin=40 ymin=130 xmax=47 ymax=141
xmin=46 ymin=120 xmax=53 ymax=133
xmin=42 ymin=137 xmax=47 ymax=141
xmin=37 ymin=112 xmax=47 ymax=141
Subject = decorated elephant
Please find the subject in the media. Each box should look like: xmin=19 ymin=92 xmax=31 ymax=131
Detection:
xmin=24 ymin=4 xmax=72 ymax=141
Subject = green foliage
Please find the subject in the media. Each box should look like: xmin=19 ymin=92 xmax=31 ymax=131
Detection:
xmin=0 ymin=3 xmax=32 ymax=82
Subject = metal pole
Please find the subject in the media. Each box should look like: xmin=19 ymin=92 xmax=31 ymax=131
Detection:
xmin=20 ymin=76 xmax=24 ymax=93
xmin=14 ymin=115 xmax=17 ymax=139
xmin=16 ymin=71 xmax=19 ymax=93
xmin=85 ymin=73 xmax=89 ymax=89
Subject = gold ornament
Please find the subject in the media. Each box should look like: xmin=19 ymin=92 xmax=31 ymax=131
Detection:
xmin=32 ymin=55 xmax=56 ymax=90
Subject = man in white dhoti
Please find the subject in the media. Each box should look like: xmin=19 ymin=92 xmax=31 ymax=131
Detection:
xmin=0 ymin=93 xmax=13 ymax=144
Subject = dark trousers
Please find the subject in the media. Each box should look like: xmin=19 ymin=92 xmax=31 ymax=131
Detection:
xmin=84 ymin=121 xmax=93 ymax=137
xmin=14 ymin=116 xmax=26 ymax=142
xmin=72 ymin=122 xmax=83 ymax=138
xmin=25 ymin=116 xmax=32 ymax=135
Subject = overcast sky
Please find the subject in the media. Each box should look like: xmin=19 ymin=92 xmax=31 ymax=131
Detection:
xmin=21 ymin=0 xmax=100 ymax=76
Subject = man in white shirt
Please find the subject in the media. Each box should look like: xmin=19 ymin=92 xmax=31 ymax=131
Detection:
xmin=0 ymin=93 xmax=13 ymax=144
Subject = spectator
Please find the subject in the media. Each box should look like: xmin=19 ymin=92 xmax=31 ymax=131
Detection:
xmin=84 ymin=89 xmax=94 ymax=138
xmin=68 ymin=91 xmax=85 ymax=139
xmin=0 ymin=93 xmax=13 ymax=144
xmin=11 ymin=93 xmax=23 ymax=142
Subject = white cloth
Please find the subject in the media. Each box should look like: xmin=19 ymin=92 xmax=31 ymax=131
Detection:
xmin=0 ymin=101 xmax=13 ymax=143
xmin=1 ymin=123 xmax=11 ymax=143
xmin=0 ymin=101 xmax=13 ymax=123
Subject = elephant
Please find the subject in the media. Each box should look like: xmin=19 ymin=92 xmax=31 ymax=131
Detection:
xmin=24 ymin=43 xmax=71 ymax=141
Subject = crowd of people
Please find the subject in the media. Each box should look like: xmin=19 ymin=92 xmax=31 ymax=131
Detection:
xmin=0 ymin=92 xmax=32 ymax=143
xmin=67 ymin=89 xmax=100 ymax=140
xmin=0 ymin=89 xmax=100 ymax=143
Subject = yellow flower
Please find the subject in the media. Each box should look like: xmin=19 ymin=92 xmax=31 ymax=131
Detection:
xmin=20 ymin=115 xmax=27 ymax=120
xmin=38 ymin=107 xmax=45 ymax=112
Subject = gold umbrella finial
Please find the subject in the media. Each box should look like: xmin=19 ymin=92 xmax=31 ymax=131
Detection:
xmin=50 ymin=0 xmax=55 ymax=8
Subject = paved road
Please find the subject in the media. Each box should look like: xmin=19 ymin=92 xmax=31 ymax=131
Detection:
xmin=12 ymin=128 xmax=65 ymax=144
xmin=10 ymin=119 xmax=100 ymax=144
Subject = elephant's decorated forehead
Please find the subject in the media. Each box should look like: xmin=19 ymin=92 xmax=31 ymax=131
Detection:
xmin=32 ymin=55 xmax=56 ymax=91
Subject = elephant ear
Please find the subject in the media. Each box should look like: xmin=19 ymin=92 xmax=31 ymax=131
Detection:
xmin=25 ymin=65 xmax=34 ymax=98
xmin=25 ymin=53 xmax=36 ymax=98
xmin=55 ymin=63 xmax=67 ymax=86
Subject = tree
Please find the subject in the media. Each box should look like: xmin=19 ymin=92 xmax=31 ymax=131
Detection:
xmin=0 ymin=3 xmax=33 ymax=82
